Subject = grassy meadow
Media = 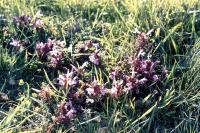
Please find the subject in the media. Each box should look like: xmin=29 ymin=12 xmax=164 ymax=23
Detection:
xmin=0 ymin=0 xmax=200 ymax=132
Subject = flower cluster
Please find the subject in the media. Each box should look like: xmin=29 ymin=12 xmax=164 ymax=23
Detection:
xmin=36 ymin=39 xmax=53 ymax=56
xmin=13 ymin=14 xmax=44 ymax=29
xmin=89 ymin=51 xmax=100 ymax=65
xmin=9 ymin=14 xmax=45 ymax=52
xmin=106 ymin=58 xmax=161 ymax=98
xmin=135 ymin=32 xmax=149 ymax=49
xmin=86 ymin=79 xmax=106 ymax=97
xmin=48 ymin=41 xmax=65 ymax=67
xmin=9 ymin=15 xmax=168 ymax=125
xmin=33 ymin=18 xmax=44 ymax=29
xmin=129 ymin=58 xmax=160 ymax=81
xmin=13 ymin=15 xmax=32 ymax=27
xmin=55 ymin=101 xmax=77 ymax=124
xmin=105 ymin=32 xmax=166 ymax=97
xmin=109 ymin=80 xmax=124 ymax=98
xmin=9 ymin=38 xmax=30 ymax=51
xmin=75 ymin=40 xmax=101 ymax=65
xmin=58 ymin=70 xmax=78 ymax=88
xmin=36 ymin=31 xmax=168 ymax=124
xmin=36 ymin=38 xmax=65 ymax=67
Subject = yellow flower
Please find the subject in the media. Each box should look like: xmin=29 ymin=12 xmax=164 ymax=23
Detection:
xmin=19 ymin=79 xmax=25 ymax=86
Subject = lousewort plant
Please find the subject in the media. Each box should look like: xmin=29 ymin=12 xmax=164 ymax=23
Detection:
xmin=9 ymin=14 xmax=168 ymax=126
xmin=42 ymin=31 xmax=167 ymax=124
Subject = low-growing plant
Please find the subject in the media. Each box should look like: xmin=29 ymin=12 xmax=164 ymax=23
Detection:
xmin=0 ymin=0 xmax=200 ymax=132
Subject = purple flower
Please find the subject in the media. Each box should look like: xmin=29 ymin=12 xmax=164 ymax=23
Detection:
xmin=45 ymin=38 xmax=65 ymax=66
xmin=13 ymin=16 xmax=20 ymax=23
xmin=150 ymin=61 xmax=160 ymax=72
xmin=13 ymin=15 xmax=32 ymax=26
xmin=109 ymin=67 xmax=121 ymax=80
xmin=56 ymin=101 xmax=77 ymax=124
xmin=109 ymin=80 xmax=123 ymax=98
xmin=125 ymin=76 xmax=138 ymax=91
xmin=33 ymin=18 xmax=44 ymax=28
xmin=135 ymin=32 xmax=149 ymax=49
xmin=36 ymin=38 xmax=65 ymax=66
xmin=130 ymin=58 xmax=160 ymax=81
xmin=58 ymin=71 xmax=78 ymax=88
xmin=58 ymin=74 xmax=68 ymax=87
xmin=36 ymin=42 xmax=44 ymax=53
xmin=46 ymin=38 xmax=65 ymax=48
xmin=36 ymin=41 xmax=53 ymax=56
xmin=47 ymin=38 xmax=56 ymax=46
xmin=49 ymin=49 xmax=64 ymax=67
xmin=101 ymin=85 xmax=107 ymax=96
xmin=152 ymin=75 xmax=159 ymax=81
xmin=89 ymin=52 xmax=100 ymax=65
xmin=10 ymin=39 xmax=21 ymax=47
xmin=138 ymin=78 xmax=148 ymax=84
xmin=86 ymin=79 xmax=106 ymax=96
xmin=66 ymin=108 xmax=77 ymax=119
